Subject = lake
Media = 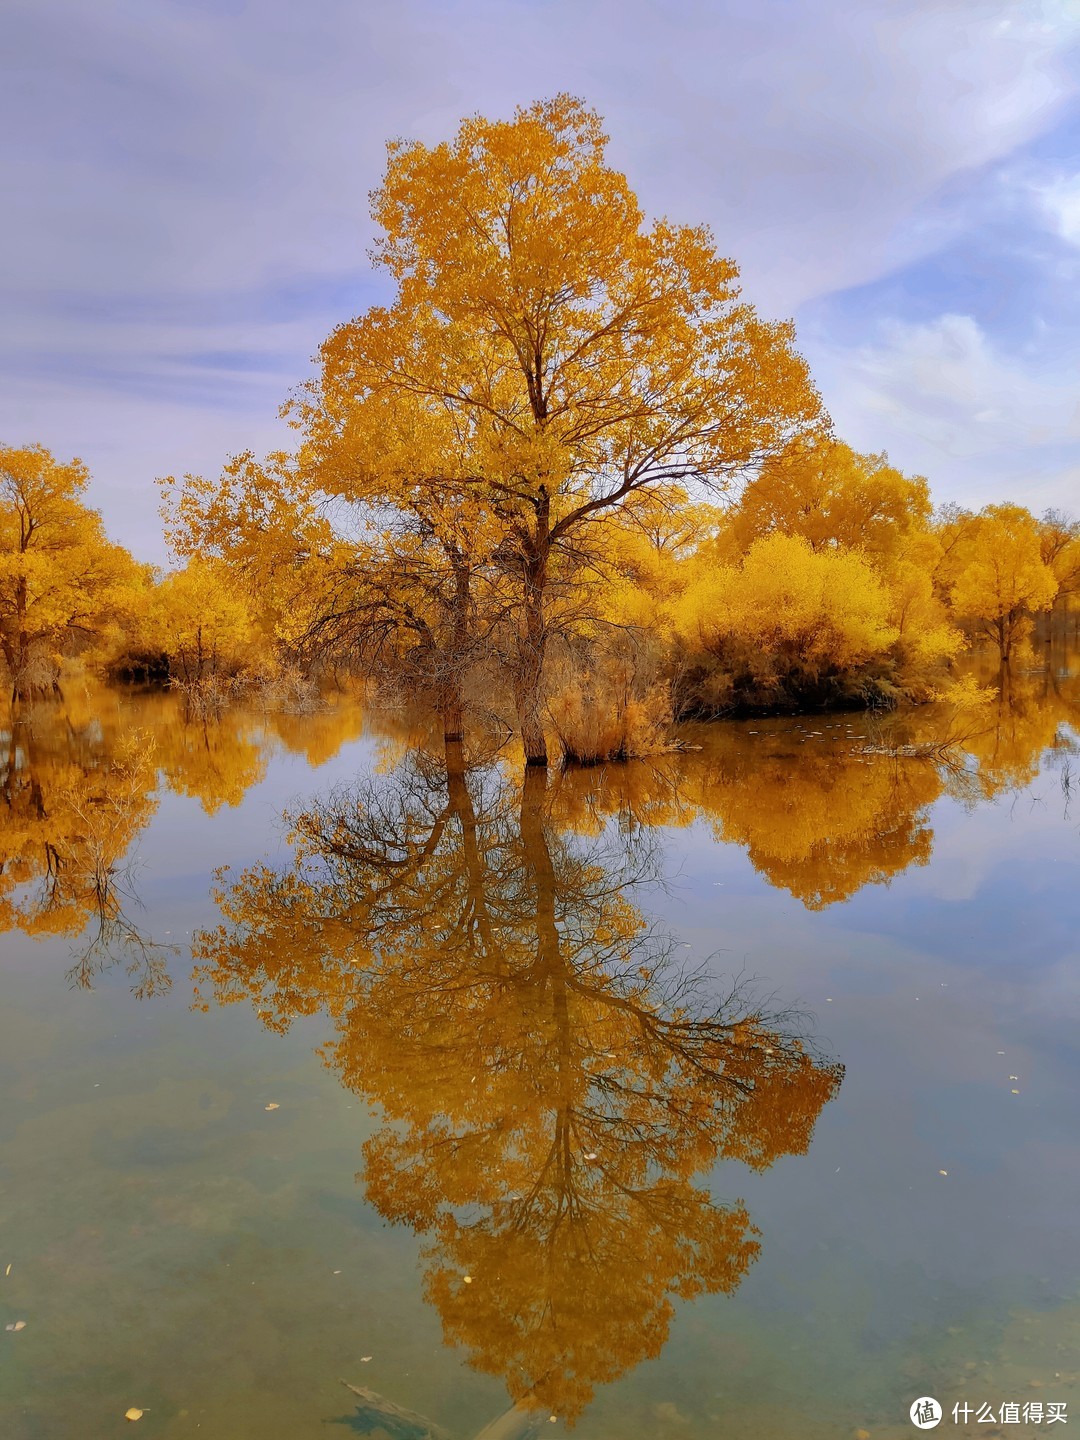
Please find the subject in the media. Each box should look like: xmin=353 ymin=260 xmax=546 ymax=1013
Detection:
xmin=2 ymin=638 xmax=1079 ymax=1439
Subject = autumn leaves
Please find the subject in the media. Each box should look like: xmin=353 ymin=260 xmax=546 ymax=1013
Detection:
xmin=163 ymin=96 xmax=825 ymax=759
xmin=0 ymin=444 xmax=147 ymax=701
xmin=3 ymin=96 xmax=1077 ymax=750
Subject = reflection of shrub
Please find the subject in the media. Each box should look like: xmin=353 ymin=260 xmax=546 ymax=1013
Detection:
xmin=547 ymin=632 xmax=673 ymax=765
xmin=167 ymin=662 xmax=327 ymax=718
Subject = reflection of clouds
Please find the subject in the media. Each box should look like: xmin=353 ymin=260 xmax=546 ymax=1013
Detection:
xmin=0 ymin=680 xmax=372 ymax=989
xmin=1008 ymin=950 xmax=1080 ymax=1022
xmin=552 ymin=654 xmax=1079 ymax=912
xmin=897 ymin=792 xmax=1075 ymax=904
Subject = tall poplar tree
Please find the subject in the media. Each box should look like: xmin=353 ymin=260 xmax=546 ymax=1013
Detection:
xmin=295 ymin=95 xmax=824 ymax=762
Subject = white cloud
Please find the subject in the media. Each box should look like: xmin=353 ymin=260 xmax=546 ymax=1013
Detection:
xmin=814 ymin=311 xmax=1080 ymax=511
xmin=848 ymin=313 xmax=1080 ymax=452
xmin=1035 ymin=173 xmax=1080 ymax=245
xmin=3 ymin=374 xmax=293 ymax=565
xmin=3 ymin=0 xmax=1076 ymax=313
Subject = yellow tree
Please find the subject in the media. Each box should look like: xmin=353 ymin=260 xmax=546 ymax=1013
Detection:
xmin=729 ymin=435 xmax=931 ymax=563
xmin=709 ymin=437 xmax=960 ymax=702
xmin=540 ymin=487 xmax=723 ymax=763
xmin=163 ymin=448 xmax=501 ymax=743
xmin=144 ymin=557 xmax=259 ymax=687
xmin=294 ymin=96 xmax=823 ymax=762
xmin=1038 ymin=509 xmax=1080 ymax=619
xmin=949 ymin=504 xmax=1058 ymax=664
xmin=671 ymin=533 xmax=901 ymax=710
xmin=0 ymin=443 xmax=143 ymax=698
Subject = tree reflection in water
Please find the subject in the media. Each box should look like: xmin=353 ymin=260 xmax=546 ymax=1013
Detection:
xmin=195 ymin=741 xmax=844 ymax=1423
xmin=0 ymin=681 xmax=368 ymax=993
xmin=0 ymin=693 xmax=173 ymax=995
xmin=550 ymin=639 xmax=1080 ymax=911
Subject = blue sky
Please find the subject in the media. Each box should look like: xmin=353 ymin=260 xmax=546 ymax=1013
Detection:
xmin=3 ymin=0 xmax=1079 ymax=560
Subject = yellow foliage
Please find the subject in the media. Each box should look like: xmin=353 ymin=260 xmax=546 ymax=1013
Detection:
xmin=730 ymin=436 xmax=932 ymax=563
xmin=550 ymin=633 xmax=1080 ymax=908
xmin=957 ymin=661 xmax=1079 ymax=796
xmin=142 ymin=558 xmax=259 ymax=684
xmin=545 ymin=627 xmax=673 ymax=764
xmin=0 ymin=678 xmax=374 ymax=992
xmin=548 ymin=674 xmax=672 ymax=765
xmin=1051 ymin=533 xmax=1080 ymax=602
xmin=887 ymin=554 xmax=964 ymax=694
xmin=0 ymin=443 xmax=145 ymax=696
xmin=1038 ymin=510 xmax=1080 ymax=601
xmin=948 ymin=504 xmax=1058 ymax=662
xmin=0 ymin=687 xmax=167 ymax=992
xmin=290 ymin=94 xmax=823 ymax=760
xmin=672 ymin=533 xmax=898 ymax=707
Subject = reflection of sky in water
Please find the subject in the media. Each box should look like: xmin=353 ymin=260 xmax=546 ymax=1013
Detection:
xmin=1 ymin=652 xmax=1078 ymax=1440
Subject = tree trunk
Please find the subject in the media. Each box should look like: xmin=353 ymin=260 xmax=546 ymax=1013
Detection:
xmin=441 ymin=681 xmax=465 ymax=743
xmin=514 ymin=550 xmax=549 ymax=767
xmin=514 ymin=638 xmax=548 ymax=766
xmin=519 ymin=765 xmax=557 ymax=950
xmin=440 ymin=552 xmax=472 ymax=744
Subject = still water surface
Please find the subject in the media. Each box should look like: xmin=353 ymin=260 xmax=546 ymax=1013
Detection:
xmin=2 ymin=647 xmax=1079 ymax=1439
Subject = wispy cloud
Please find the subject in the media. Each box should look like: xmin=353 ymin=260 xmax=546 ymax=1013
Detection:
xmin=812 ymin=311 xmax=1080 ymax=509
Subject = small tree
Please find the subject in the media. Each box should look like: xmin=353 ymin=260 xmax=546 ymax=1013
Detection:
xmin=672 ymin=533 xmax=900 ymax=709
xmin=145 ymin=558 xmax=258 ymax=688
xmin=949 ymin=504 xmax=1058 ymax=664
xmin=1038 ymin=509 xmax=1080 ymax=622
xmin=162 ymin=451 xmax=500 ymax=741
xmin=729 ymin=436 xmax=931 ymax=562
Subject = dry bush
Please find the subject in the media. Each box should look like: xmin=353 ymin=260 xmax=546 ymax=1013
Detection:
xmin=547 ymin=632 xmax=673 ymax=765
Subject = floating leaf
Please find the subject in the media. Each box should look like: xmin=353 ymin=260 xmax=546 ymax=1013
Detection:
xmin=124 ymin=1408 xmax=144 ymax=1421
xmin=6 ymin=1321 xmax=26 ymax=1332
